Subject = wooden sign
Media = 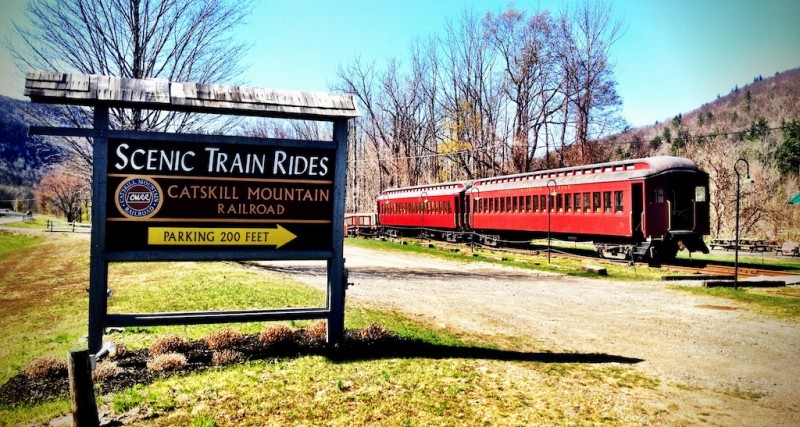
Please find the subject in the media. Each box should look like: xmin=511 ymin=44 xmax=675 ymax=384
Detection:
xmin=105 ymin=139 xmax=335 ymax=252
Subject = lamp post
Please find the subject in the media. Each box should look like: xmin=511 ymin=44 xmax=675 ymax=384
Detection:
xmin=546 ymin=179 xmax=557 ymax=263
xmin=733 ymin=158 xmax=753 ymax=288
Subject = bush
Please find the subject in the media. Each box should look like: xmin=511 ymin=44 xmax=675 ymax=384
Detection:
xmin=92 ymin=361 xmax=124 ymax=381
xmin=258 ymin=324 xmax=296 ymax=346
xmin=108 ymin=341 xmax=128 ymax=360
xmin=149 ymin=334 xmax=189 ymax=355
xmin=359 ymin=324 xmax=392 ymax=343
xmin=147 ymin=353 xmax=187 ymax=373
xmin=23 ymin=356 xmax=67 ymax=379
xmin=204 ymin=328 xmax=244 ymax=350
xmin=212 ymin=349 xmax=245 ymax=366
xmin=306 ymin=321 xmax=327 ymax=341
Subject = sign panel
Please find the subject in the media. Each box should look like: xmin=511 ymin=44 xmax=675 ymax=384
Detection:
xmin=105 ymin=139 xmax=335 ymax=252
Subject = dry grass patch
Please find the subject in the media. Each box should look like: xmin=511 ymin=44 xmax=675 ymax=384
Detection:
xmin=204 ymin=328 xmax=244 ymax=350
xmin=147 ymin=353 xmax=187 ymax=374
xmin=149 ymin=334 xmax=190 ymax=355
xmin=258 ymin=324 xmax=296 ymax=346
xmin=23 ymin=356 xmax=67 ymax=380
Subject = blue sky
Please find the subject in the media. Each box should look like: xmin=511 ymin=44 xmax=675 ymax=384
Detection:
xmin=1 ymin=0 xmax=798 ymax=127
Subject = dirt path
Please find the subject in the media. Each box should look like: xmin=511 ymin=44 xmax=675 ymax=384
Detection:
xmin=259 ymin=244 xmax=800 ymax=426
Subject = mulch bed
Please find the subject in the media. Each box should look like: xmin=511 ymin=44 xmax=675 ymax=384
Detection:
xmin=0 ymin=327 xmax=407 ymax=406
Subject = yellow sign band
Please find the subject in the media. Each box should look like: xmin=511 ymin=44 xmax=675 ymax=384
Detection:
xmin=147 ymin=226 xmax=297 ymax=248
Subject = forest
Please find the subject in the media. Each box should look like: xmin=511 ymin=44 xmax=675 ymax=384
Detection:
xmin=1 ymin=2 xmax=798 ymax=241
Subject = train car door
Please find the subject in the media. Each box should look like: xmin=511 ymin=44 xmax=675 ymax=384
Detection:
xmin=632 ymin=183 xmax=643 ymax=240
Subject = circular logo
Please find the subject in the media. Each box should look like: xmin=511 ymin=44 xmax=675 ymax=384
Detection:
xmin=115 ymin=177 xmax=163 ymax=219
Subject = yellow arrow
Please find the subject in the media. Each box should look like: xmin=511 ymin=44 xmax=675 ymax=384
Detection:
xmin=148 ymin=225 xmax=298 ymax=248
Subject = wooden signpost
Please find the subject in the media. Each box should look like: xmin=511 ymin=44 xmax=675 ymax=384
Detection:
xmin=26 ymin=71 xmax=359 ymax=354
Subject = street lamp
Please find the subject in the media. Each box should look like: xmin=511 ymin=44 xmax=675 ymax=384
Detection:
xmin=546 ymin=178 xmax=557 ymax=263
xmin=733 ymin=158 xmax=754 ymax=288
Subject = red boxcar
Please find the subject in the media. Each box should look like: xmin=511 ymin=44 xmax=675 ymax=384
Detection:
xmin=466 ymin=156 xmax=709 ymax=258
xmin=377 ymin=181 xmax=471 ymax=240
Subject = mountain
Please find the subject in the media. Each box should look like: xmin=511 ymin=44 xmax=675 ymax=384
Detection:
xmin=608 ymin=67 xmax=800 ymax=160
xmin=0 ymin=95 xmax=67 ymax=186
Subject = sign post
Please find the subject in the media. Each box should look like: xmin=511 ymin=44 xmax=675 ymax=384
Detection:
xmin=26 ymin=71 xmax=359 ymax=352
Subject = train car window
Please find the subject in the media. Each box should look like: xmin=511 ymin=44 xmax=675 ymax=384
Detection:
xmin=506 ymin=197 xmax=512 ymax=212
xmin=526 ymin=195 xmax=532 ymax=212
xmin=547 ymin=194 xmax=554 ymax=212
xmin=499 ymin=197 xmax=505 ymax=212
xmin=539 ymin=195 xmax=546 ymax=213
xmin=695 ymin=186 xmax=706 ymax=202
xmin=654 ymin=188 xmax=664 ymax=203
xmin=593 ymin=192 xmax=601 ymax=212
xmin=565 ymin=193 xmax=572 ymax=212
xmin=603 ymin=192 xmax=612 ymax=212
xmin=512 ymin=197 xmax=518 ymax=212
xmin=573 ymin=194 xmax=581 ymax=212
xmin=614 ymin=191 xmax=623 ymax=212
xmin=557 ymin=194 xmax=564 ymax=211
xmin=532 ymin=195 xmax=539 ymax=212
xmin=582 ymin=193 xmax=590 ymax=212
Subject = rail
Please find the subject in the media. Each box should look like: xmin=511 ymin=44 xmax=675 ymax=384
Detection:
xmin=46 ymin=220 xmax=92 ymax=233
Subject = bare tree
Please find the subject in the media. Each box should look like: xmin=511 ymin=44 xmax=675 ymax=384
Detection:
xmin=36 ymin=163 xmax=89 ymax=222
xmin=558 ymin=1 xmax=623 ymax=163
xmin=8 ymin=0 xmax=253 ymax=170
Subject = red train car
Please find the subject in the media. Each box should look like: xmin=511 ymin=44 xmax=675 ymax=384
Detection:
xmin=344 ymin=212 xmax=378 ymax=236
xmin=466 ymin=156 xmax=709 ymax=259
xmin=376 ymin=156 xmax=710 ymax=260
xmin=376 ymin=181 xmax=471 ymax=241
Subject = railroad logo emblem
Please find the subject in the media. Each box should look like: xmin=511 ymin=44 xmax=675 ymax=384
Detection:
xmin=115 ymin=177 xmax=163 ymax=219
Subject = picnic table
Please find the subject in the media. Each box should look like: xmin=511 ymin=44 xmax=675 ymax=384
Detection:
xmin=709 ymin=238 xmax=774 ymax=252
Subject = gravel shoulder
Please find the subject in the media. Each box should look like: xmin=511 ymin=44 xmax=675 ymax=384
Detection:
xmin=259 ymin=244 xmax=800 ymax=426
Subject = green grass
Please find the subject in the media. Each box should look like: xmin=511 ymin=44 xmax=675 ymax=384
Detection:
xmin=675 ymin=285 xmax=800 ymax=319
xmin=7 ymin=230 xmax=789 ymax=426
xmin=0 ymin=231 xmax=41 ymax=257
xmin=0 ymin=215 xmax=60 ymax=230
xmin=676 ymin=249 xmax=800 ymax=271
xmin=346 ymin=237 xmax=667 ymax=281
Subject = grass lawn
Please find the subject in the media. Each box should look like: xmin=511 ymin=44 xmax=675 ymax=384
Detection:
xmin=1 ymin=230 xmax=796 ymax=425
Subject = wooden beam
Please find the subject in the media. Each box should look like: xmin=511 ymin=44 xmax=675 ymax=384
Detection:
xmin=25 ymin=71 xmax=360 ymax=120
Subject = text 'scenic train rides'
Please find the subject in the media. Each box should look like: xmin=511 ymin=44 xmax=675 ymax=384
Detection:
xmin=376 ymin=156 xmax=710 ymax=262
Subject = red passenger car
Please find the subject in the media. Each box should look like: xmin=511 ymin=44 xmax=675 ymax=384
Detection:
xmin=376 ymin=181 xmax=471 ymax=241
xmin=376 ymin=156 xmax=710 ymax=260
xmin=466 ymin=156 xmax=709 ymax=259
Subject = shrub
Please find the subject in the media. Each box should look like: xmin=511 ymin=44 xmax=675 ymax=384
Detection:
xmin=212 ymin=349 xmax=245 ymax=366
xmin=92 ymin=361 xmax=124 ymax=381
xmin=306 ymin=321 xmax=327 ymax=341
xmin=149 ymin=334 xmax=189 ymax=355
xmin=359 ymin=324 xmax=392 ymax=343
xmin=108 ymin=341 xmax=128 ymax=360
xmin=258 ymin=324 xmax=296 ymax=346
xmin=23 ymin=356 xmax=68 ymax=379
xmin=147 ymin=353 xmax=187 ymax=373
xmin=204 ymin=328 xmax=244 ymax=350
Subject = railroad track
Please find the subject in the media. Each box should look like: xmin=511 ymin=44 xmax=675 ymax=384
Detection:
xmin=376 ymin=235 xmax=799 ymax=280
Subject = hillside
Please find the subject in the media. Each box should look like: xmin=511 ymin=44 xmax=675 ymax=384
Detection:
xmin=605 ymin=67 xmax=800 ymax=241
xmin=0 ymin=95 xmax=65 ymax=186
xmin=610 ymin=67 xmax=800 ymax=159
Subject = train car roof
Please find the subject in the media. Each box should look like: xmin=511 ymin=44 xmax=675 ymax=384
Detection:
xmin=472 ymin=156 xmax=704 ymax=191
xmin=378 ymin=181 xmax=473 ymax=201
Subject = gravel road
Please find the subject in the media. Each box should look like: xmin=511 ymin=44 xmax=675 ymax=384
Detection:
xmin=259 ymin=244 xmax=800 ymax=425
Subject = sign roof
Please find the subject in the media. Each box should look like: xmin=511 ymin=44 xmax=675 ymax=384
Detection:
xmin=24 ymin=70 xmax=360 ymax=120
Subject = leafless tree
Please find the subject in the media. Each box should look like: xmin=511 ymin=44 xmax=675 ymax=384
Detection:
xmin=557 ymin=1 xmax=623 ymax=164
xmin=8 ymin=0 xmax=253 ymax=171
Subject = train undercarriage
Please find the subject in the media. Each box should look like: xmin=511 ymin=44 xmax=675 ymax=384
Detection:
xmin=380 ymin=226 xmax=709 ymax=263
